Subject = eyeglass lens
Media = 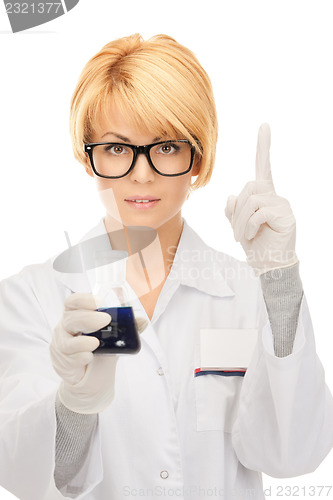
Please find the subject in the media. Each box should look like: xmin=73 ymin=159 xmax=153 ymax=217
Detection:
xmin=92 ymin=141 xmax=192 ymax=177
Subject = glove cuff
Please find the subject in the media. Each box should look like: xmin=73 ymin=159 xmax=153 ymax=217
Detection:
xmin=58 ymin=354 xmax=119 ymax=414
xmin=250 ymin=255 xmax=299 ymax=277
xmin=58 ymin=379 xmax=117 ymax=414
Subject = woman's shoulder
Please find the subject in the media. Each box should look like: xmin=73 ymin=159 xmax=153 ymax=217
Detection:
xmin=0 ymin=257 xmax=70 ymax=331
xmin=0 ymin=258 xmax=52 ymax=287
xmin=0 ymin=257 xmax=66 ymax=308
xmin=0 ymin=218 xmax=105 ymax=295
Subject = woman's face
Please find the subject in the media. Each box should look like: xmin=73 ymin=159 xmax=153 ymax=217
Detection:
xmin=83 ymin=104 xmax=200 ymax=230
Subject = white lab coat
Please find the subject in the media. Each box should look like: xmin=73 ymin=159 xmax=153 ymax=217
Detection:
xmin=0 ymin=217 xmax=332 ymax=500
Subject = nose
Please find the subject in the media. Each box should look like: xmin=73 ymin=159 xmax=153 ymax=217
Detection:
xmin=129 ymin=152 xmax=155 ymax=183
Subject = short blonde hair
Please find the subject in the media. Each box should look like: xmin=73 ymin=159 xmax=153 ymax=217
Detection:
xmin=70 ymin=33 xmax=218 ymax=192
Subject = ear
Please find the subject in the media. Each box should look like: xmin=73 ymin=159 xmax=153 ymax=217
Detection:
xmin=191 ymin=157 xmax=201 ymax=177
xmin=82 ymin=154 xmax=94 ymax=178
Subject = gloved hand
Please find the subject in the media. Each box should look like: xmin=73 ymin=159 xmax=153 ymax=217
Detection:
xmin=225 ymin=123 xmax=298 ymax=276
xmin=50 ymin=292 xmax=148 ymax=414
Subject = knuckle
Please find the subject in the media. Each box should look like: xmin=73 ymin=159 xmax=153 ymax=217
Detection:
xmin=249 ymin=216 xmax=257 ymax=227
xmin=64 ymin=292 xmax=97 ymax=311
xmin=227 ymin=194 xmax=237 ymax=205
xmin=62 ymin=311 xmax=76 ymax=334
xmin=76 ymin=351 xmax=94 ymax=366
xmin=225 ymin=196 xmax=237 ymax=216
xmin=244 ymin=180 xmax=257 ymax=193
xmin=249 ymin=194 xmax=259 ymax=209
xmin=53 ymin=320 xmax=63 ymax=337
xmin=64 ymin=292 xmax=81 ymax=308
xmin=77 ymin=310 xmax=111 ymax=334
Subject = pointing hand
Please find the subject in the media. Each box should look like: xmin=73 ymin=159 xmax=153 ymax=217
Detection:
xmin=225 ymin=123 xmax=298 ymax=276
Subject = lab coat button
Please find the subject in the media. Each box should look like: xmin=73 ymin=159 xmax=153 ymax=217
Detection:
xmin=157 ymin=367 xmax=164 ymax=376
xmin=160 ymin=470 xmax=169 ymax=479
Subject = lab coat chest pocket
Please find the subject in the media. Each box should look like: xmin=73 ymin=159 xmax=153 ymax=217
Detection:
xmin=194 ymin=328 xmax=258 ymax=433
xmin=195 ymin=372 xmax=243 ymax=433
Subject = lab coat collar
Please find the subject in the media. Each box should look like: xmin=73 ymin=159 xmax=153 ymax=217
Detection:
xmin=52 ymin=217 xmax=235 ymax=299
xmin=171 ymin=220 xmax=235 ymax=298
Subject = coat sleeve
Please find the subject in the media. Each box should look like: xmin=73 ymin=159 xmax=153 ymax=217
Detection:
xmin=0 ymin=269 xmax=103 ymax=500
xmin=231 ymin=289 xmax=333 ymax=477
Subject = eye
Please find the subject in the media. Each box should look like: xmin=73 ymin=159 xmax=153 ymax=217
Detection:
xmin=156 ymin=142 xmax=180 ymax=155
xmin=104 ymin=144 xmax=130 ymax=155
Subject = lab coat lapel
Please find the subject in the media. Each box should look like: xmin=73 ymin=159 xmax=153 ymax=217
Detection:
xmin=146 ymin=219 xmax=235 ymax=327
xmin=168 ymin=219 xmax=235 ymax=299
xmin=51 ymin=217 xmax=236 ymax=307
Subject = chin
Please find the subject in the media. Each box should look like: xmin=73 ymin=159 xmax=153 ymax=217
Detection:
xmin=120 ymin=212 xmax=160 ymax=229
xmin=122 ymin=211 xmax=177 ymax=231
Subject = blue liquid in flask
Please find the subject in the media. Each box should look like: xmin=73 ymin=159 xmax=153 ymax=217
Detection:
xmin=85 ymin=306 xmax=141 ymax=354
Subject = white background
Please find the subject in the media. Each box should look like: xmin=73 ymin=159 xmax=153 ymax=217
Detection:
xmin=0 ymin=1 xmax=333 ymax=499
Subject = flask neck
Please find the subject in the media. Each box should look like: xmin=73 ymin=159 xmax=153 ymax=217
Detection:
xmin=93 ymin=282 xmax=130 ymax=307
xmin=93 ymin=257 xmax=129 ymax=307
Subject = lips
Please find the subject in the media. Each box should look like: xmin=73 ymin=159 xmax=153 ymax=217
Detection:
xmin=125 ymin=196 xmax=160 ymax=202
xmin=125 ymin=196 xmax=160 ymax=210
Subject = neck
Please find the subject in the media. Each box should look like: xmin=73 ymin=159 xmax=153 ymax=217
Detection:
xmin=152 ymin=213 xmax=183 ymax=273
xmin=104 ymin=213 xmax=184 ymax=294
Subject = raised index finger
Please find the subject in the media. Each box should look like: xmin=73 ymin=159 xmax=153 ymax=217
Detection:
xmin=255 ymin=123 xmax=273 ymax=182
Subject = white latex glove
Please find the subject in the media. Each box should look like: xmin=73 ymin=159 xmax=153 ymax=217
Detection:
xmin=225 ymin=123 xmax=298 ymax=276
xmin=50 ymin=293 xmax=148 ymax=414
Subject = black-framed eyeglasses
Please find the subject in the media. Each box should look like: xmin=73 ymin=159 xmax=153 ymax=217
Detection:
xmin=83 ymin=140 xmax=196 ymax=179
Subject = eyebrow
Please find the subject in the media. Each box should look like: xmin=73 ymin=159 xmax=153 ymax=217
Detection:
xmin=101 ymin=131 xmax=161 ymax=143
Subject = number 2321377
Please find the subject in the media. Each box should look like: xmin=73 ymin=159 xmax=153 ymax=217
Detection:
xmin=5 ymin=3 xmax=62 ymax=14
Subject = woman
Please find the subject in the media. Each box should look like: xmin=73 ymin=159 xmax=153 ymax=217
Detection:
xmin=0 ymin=33 xmax=332 ymax=500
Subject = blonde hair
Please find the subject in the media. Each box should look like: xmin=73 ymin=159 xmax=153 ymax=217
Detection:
xmin=70 ymin=33 xmax=218 ymax=192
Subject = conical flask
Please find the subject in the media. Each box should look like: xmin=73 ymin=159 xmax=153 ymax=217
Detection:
xmin=84 ymin=250 xmax=141 ymax=355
